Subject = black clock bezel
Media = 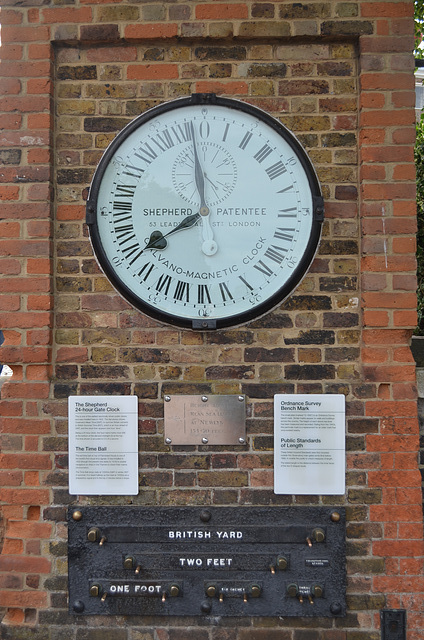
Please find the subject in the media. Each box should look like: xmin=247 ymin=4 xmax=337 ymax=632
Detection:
xmin=86 ymin=93 xmax=324 ymax=330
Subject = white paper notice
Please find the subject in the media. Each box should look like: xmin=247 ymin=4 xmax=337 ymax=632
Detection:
xmin=68 ymin=396 xmax=138 ymax=496
xmin=274 ymin=394 xmax=345 ymax=495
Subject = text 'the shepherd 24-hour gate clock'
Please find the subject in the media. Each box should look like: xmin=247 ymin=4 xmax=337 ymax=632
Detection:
xmin=86 ymin=94 xmax=324 ymax=330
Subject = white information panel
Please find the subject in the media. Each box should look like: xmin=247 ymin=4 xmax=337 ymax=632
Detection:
xmin=68 ymin=396 xmax=138 ymax=496
xmin=274 ymin=394 xmax=345 ymax=495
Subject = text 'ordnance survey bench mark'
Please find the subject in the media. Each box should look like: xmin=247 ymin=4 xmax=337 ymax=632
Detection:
xmin=274 ymin=394 xmax=345 ymax=495
xmin=68 ymin=396 xmax=138 ymax=496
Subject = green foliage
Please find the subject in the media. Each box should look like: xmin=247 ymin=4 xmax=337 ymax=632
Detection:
xmin=416 ymin=0 xmax=424 ymax=57
xmin=415 ymin=3 xmax=424 ymax=333
xmin=416 ymin=114 xmax=424 ymax=333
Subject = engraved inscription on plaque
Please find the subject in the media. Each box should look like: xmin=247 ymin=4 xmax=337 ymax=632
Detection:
xmin=164 ymin=395 xmax=246 ymax=445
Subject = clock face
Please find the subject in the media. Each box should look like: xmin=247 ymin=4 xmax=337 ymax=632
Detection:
xmin=87 ymin=94 xmax=324 ymax=330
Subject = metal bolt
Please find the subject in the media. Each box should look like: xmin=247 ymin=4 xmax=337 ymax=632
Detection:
xmin=200 ymin=509 xmax=211 ymax=522
xmin=330 ymin=602 xmax=342 ymax=615
xmin=331 ymin=511 xmax=341 ymax=523
xmin=202 ymin=437 xmax=208 ymax=444
xmin=313 ymin=527 xmax=325 ymax=543
xmin=170 ymin=584 xmax=180 ymax=597
xmin=238 ymin=395 xmax=244 ymax=402
xmin=164 ymin=395 xmax=171 ymax=402
xmin=206 ymin=585 xmax=217 ymax=598
xmin=165 ymin=437 xmax=172 ymax=445
xmin=250 ymin=584 xmax=261 ymax=598
xmin=201 ymin=601 xmax=212 ymax=614
xmin=238 ymin=437 xmax=246 ymax=445
xmin=87 ymin=527 xmax=100 ymax=543
xmin=73 ymin=600 xmax=85 ymax=613
xmin=72 ymin=510 xmax=82 ymax=521
xmin=89 ymin=584 xmax=100 ymax=597
xmin=201 ymin=395 xmax=208 ymax=402
xmin=277 ymin=555 xmax=288 ymax=571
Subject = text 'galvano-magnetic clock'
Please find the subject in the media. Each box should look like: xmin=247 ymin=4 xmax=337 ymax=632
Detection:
xmin=86 ymin=94 xmax=324 ymax=330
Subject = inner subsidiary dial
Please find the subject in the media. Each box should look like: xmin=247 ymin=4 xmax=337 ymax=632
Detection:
xmin=172 ymin=142 xmax=237 ymax=207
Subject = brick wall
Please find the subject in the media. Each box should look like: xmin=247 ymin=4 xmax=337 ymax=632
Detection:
xmin=1 ymin=1 xmax=423 ymax=638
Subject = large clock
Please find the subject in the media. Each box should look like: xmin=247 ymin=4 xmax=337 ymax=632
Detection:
xmin=86 ymin=94 xmax=324 ymax=330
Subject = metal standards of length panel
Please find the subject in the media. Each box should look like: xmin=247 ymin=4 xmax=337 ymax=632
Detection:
xmin=68 ymin=506 xmax=346 ymax=617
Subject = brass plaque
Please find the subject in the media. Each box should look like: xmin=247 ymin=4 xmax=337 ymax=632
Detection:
xmin=164 ymin=395 xmax=246 ymax=445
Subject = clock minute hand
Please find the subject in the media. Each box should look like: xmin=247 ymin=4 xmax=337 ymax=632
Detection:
xmin=190 ymin=122 xmax=218 ymax=256
xmin=191 ymin=122 xmax=209 ymax=216
xmin=141 ymin=212 xmax=201 ymax=252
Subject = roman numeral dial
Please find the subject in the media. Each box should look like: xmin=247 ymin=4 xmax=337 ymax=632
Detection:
xmin=88 ymin=95 xmax=323 ymax=330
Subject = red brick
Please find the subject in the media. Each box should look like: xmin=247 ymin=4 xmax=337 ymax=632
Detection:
xmin=0 ymin=114 xmax=22 ymax=129
xmin=370 ymin=504 xmax=423 ymax=522
xmin=26 ymin=365 xmax=52 ymax=381
xmin=0 ymin=312 xmax=51 ymax=329
xmin=27 ymin=294 xmax=54 ymax=310
xmin=362 ymin=292 xmax=416 ymax=309
xmin=196 ymin=80 xmax=249 ymax=95
xmin=362 ymin=347 xmax=388 ymax=362
xmin=0 ymin=60 xmax=51 ymax=78
xmin=0 ymin=454 xmax=51 ymax=470
xmin=2 ymin=539 xmax=24 ymax=555
xmin=361 ymin=109 xmax=414 ymax=127
xmin=1 ymin=279 xmax=50 ymax=295
xmin=361 ymin=146 xmax=413 ymax=163
xmin=360 ymin=35 xmax=415 ymax=54
xmin=361 ymin=2 xmax=413 ymax=18
xmin=393 ymin=310 xmax=418 ymax=327
xmin=87 ymin=47 xmax=138 ymax=62
xmin=366 ymin=435 xmax=419 ymax=453
xmin=0 ymin=186 xmax=19 ymax=201
xmin=373 ymin=539 xmax=424 ymax=557
xmin=0 ymin=44 xmax=23 ymax=61
xmin=0 ymin=471 xmax=23 ymax=487
xmin=393 ymin=237 xmax=416 ymax=253
xmin=393 ymin=347 xmax=416 ymax=363
xmin=1 ymin=26 xmax=50 ymax=43
xmin=0 ymin=9 xmax=23 ymax=25
xmin=0 ymin=78 xmax=22 ymax=96
xmin=41 ymin=6 xmax=91 ymax=23
xmin=0 ymin=588 xmax=49 ymax=607
xmin=28 ymin=43 xmax=52 ymax=60
xmin=365 ymin=365 xmax=416 ymax=382
xmin=26 ymin=258 xmax=51 ymax=275
xmin=56 ymin=347 xmax=88 ymax=362
xmin=127 ymin=64 xmax=179 ymax=80
xmin=125 ymin=23 xmax=178 ymax=40
xmin=56 ymin=205 xmax=85 ymax=221
xmin=0 ymin=488 xmax=50 ymax=505
xmin=369 ymin=469 xmax=422 ymax=487
xmin=360 ymin=92 xmax=386 ymax=109
xmin=27 ymin=149 xmax=51 ymax=164
xmin=373 ymin=576 xmax=424 ymax=593
xmin=7 ymin=521 xmax=52 ymax=539
xmin=0 ymin=259 xmax=21 ymax=276
xmin=196 ymin=4 xmax=248 ymax=19
xmin=392 ymin=383 xmax=417 ymax=400
xmin=366 ymin=400 xmax=418 ymax=417
xmin=2 ymin=383 xmax=50 ymax=400
xmin=0 ymin=402 xmax=23 ymax=417
xmin=362 ymin=255 xmax=416 ymax=272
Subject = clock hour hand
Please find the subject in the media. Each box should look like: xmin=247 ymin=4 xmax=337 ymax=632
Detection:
xmin=142 ymin=212 xmax=201 ymax=252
